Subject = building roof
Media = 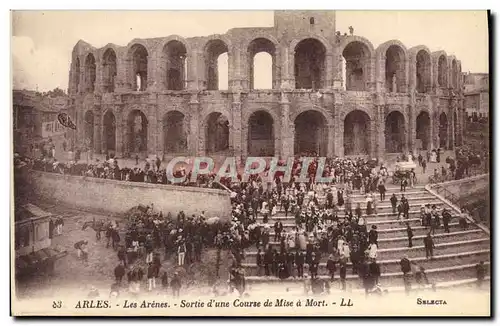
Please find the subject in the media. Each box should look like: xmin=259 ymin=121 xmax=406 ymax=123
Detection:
xmin=13 ymin=90 xmax=68 ymax=113
xmin=15 ymin=203 xmax=53 ymax=223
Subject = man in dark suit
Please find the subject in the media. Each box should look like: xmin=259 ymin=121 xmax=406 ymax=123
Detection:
xmin=406 ymin=223 xmax=414 ymax=248
xmin=295 ymin=251 xmax=305 ymax=278
xmin=424 ymin=233 xmax=435 ymax=259
xmin=390 ymin=194 xmax=398 ymax=214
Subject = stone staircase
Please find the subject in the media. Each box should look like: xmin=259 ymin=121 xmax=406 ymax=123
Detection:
xmin=241 ymin=185 xmax=491 ymax=292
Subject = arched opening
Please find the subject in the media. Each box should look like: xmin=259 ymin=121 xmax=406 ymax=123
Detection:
xmin=416 ymin=50 xmax=431 ymax=93
xmin=102 ymin=49 xmax=117 ymax=93
xmin=127 ymin=110 xmax=148 ymax=154
xmin=385 ymin=111 xmax=405 ymax=153
xmin=206 ymin=112 xmax=230 ymax=154
xmin=163 ymin=111 xmax=187 ymax=154
xmin=294 ymin=110 xmax=327 ymax=156
xmin=344 ymin=110 xmax=371 ymax=155
xmin=248 ymin=111 xmax=275 ymax=156
xmin=452 ymin=59 xmax=458 ymax=89
xmin=84 ymin=53 xmax=96 ymax=93
xmin=164 ymin=40 xmax=187 ymax=91
xmin=74 ymin=58 xmax=81 ymax=93
xmin=437 ymin=55 xmax=448 ymax=88
xmin=342 ymin=41 xmax=371 ymax=91
xmin=103 ymin=111 xmax=116 ymax=153
xmin=248 ymin=38 xmax=276 ymax=90
xmin=294 ymin=38 xmax=326 ymax=89
xmin=416 ymin=111 xmax=431 ymax=150
xmin=439 ymin=112 xmax=448 ymax=149
xmin=205 ymin=39 xmax=229 ymax=91
xmin=385 ymin=45 xmax=406 ymax=93
xmin=129 ymin=44 xmax=148 ymax=91
xmin=84 ymin=111 xmax=94 ymax=150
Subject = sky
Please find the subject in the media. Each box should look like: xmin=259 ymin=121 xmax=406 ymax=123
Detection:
xmin=11 ymin=10 xmax=489 ymax=92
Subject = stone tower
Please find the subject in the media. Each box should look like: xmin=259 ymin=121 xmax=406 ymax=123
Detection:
xmin=274 ymin=10 xmax=336 ymax=40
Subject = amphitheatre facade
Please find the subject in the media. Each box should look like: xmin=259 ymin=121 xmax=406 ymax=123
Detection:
xmin=68 ymin=10 xmax=465 ymax=161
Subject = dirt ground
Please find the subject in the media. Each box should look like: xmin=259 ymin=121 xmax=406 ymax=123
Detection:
xmin=14 ymin=201 xmax=230 ymax=301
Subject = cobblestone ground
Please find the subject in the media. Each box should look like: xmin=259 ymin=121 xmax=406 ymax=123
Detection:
xmin=15 ymin=202 xmax=229 ymax=301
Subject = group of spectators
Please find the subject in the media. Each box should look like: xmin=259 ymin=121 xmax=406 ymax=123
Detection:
xmin=15 ymin=150 xmax=487 ymax=297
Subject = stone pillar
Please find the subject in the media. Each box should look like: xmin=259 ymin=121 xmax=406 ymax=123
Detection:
xmin=231 ymin=92 xmax=243 ymax=161
xmin=408 ymin=104 xmax=415 ymax=153
xmin=94 ymin=56 xmax=103 ymax=94
xmin=408 ymin=57 xmax=416 ymax=93
xmin=78 ymin=56 xmax=85 ymax=94
xmin=280 ymin=47 xmax=294 ymax=89
xmin=156 ymin=117 xmax=163 ymax=154
xmin=147 ymin=104 xmax=157 ymax=157
xmin=229 ymin=47 xmax=244 ymax=90
xmin=324 ymin=54 xmax=333 ymax=89
xmin=279 ymin=92 xmax=293 ymax=159
xmin=367 ymin=56 xmax=377 ymax=92
xmin=375 ymin=105 xmax=386 ymax=159
xmin=187 ymin=49 xmax=201 ymax=90
xmin=433 ymin=111 xmax=440 ymax=149
xmin=400 ymin=59 xmax=409 ymax=93
xmin=115 ymin=50 xmax=130 ymax=93
xmin=93 ymin=109 xmax=102 ymax=154
xmin=188 ymin=93 xmax=201 ymax=156
xmin=327 ymin=124 xmax=335 ymax=157
xmin=429 ymin=109 xmax=434 ymax=150
xmin=116 ymin=108 xmax=125 ymax=157
xmin=332 ymin=95 xmax=342 ymax=156
xmin=449 ymin=107 xmax=455 ymax=150
xmin=333 ymin=50 xmax=343 ymax=90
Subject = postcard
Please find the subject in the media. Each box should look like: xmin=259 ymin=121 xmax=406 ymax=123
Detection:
xmin=11 ymin=10 xmax=491 ymax=317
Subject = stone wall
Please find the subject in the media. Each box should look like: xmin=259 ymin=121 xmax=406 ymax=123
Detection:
xmin=66 ymin=10 xmax=466 ymax=161
xmin=430 ymin=174 xmax=489 ymax=202
xmin=27 ymin=171 xmax=232 ymax=220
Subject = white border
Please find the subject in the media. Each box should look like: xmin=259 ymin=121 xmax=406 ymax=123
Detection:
xmin=3 ymin=1 xmax=498 ymax=325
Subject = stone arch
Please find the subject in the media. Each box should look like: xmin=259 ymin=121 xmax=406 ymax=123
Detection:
xmin=126 ymin=109 xmax=148 ymax=155
xmin=292 ymin=37 xmax=329 ymax=89
xmin=377 ymin=40 xmax=408 ymax=93
xmin=247 ymin=37 xmax=277 ymax=90
xmin=102 ymin=48 xmax=117 ymax=93
xmin=338 ymin=36 xmax=375 ymax=58
xmin=205 ymin=112 xmax=230 ymax=154
xmin=341 ymin=40 xmax=373 ymax=91
xmin=294 ymin=110 xmax=329 ymax=156
xmin=409 ymin=46 xmax=432 ymax=94
xmin=247 ymin=110 xmax=275 ymax=156
xmin=156 ymin=35 xmax=192 ymax=57
xmin=162 ymin=40 xmax=188 ymax=90
xmin=163 ymin=110 xmax=188 ymax=154
xmin=289 ymin=34 xmax=332 ymax=55
xmin=344 ymin=110 xmax=371 ymax=155
xmin=84 ymin=53 xmax=97 ymax=93
xmin=439 ymin=112 xmax=448 ymax=149
xmin=385 ymin=110 xmax=406 ymax=153
xmin=204 ymin=38 xmax=229 ymax=91
xmin=102 ymin=109 xmax=116 ymax=153
xmin=127 ymin=43 xmax=149 ymax=91
xmin=432 ymin=51 xmax=448 ymax=88
xmin=83 ymin=110 xmax=94 ymax=149
xmin=416 ymin=110 xmax=431 ymax=150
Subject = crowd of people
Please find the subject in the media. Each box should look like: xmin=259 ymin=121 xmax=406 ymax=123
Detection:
xmin=15 ymin=150 xmax=487 ymax=297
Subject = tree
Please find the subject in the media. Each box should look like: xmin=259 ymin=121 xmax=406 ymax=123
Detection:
xmin=36 ymin=87 xmax=67 ymax=98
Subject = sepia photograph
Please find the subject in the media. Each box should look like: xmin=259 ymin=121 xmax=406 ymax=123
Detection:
xmin=10 ymin=9 xmax=491 ymax=317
